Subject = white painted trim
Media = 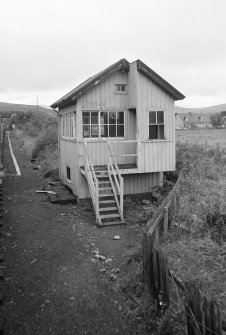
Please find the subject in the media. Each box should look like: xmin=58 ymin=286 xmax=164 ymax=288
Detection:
xmin=7 ymin=132 xmax=21 ymax=176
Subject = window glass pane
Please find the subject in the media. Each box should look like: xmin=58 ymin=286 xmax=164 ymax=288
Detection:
xmin=157 ymin=111 xmax=164 ymax=124
xmin=83 ymin=125 xmax=90 ymax=138
xmin=120 ymin=84 xmax=126 ymax=91
xmin=109 ymin=125 xmax=116 ymax=137
xmin=117 ymin=112 xmax=124 ymax=124
xmin=158 ymin=125 xmax=164 ymax=139
xmin=66 ymin=166 xmax=71 ymax=180
xmin=101 ymin=125 xmax=108 ymax=137
xmin=91 ymin=125 xmax=98 ymax=137
xmin=117 ymin=125 xmax=124 ymax=137
xmin=149 ymin=125 xmax=157 ymax=139
xmin=109 ymin=112 xmax=116 ymax=124
xmin=100 ymin=112 xmax=108 ymax=124
xmin=115 ymin=84 xmax=120 ymax=91
xmin=91 ymin=112 xmax=98 ymax=124
xmin=149 ymin=111 xmax=156 ymax=124
xmin=83 ymin=112 xmax=90 ymax=124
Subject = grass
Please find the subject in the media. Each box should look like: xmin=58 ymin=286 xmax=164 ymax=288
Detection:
xmin=159 ymin=143 xmax=226 ymax=317
xmin=176 ymin=128 xmax=226 ymax=148
xmin=12 ymin=109 xmax=58 ymax=175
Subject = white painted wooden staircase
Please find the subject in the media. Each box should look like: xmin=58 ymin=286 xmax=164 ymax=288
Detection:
xmin=83 ymin=142 xmax=124 ymax=226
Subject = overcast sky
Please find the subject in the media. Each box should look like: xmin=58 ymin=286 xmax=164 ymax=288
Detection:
xmin=0 ymin=0 xmax=226 ymax=108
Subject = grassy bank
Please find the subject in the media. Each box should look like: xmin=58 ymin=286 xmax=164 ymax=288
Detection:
xmin=159 ymin=143 xmax=226 ymax=319
xmin=176 ymin=128 xmax=226 ymax=148
xmin=11 ymin=110 xmax=58 ymax=175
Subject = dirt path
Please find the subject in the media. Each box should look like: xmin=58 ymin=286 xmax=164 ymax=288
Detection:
xmin=1 ymin=131 xmax=148 ymax=335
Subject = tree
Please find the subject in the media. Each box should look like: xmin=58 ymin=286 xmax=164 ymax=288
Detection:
xmin=210 ymin=113 xmax=224 ymax=128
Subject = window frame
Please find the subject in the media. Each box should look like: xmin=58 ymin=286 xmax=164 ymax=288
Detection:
xmin=82 ymin=110 xmax=126 ymax=139
xmin=60 ymin=111 xmax=76 ymax=139
xmin=115 ymin=84 xmax=127 ymax=94
xmin=66 ymin=166 xmax=71 ymax=182
xmin=148 ymin=110 xmax=165 ymax=140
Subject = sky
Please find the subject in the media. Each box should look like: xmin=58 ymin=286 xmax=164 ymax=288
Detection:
xmin=0 ymin=0 xmax=226 ymax=108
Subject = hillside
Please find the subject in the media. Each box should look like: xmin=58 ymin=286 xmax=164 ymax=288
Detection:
xmin=0 ymin=101 xmax=55 ymax=116
xmin=175 ymin=103 xmax=226 ymax=115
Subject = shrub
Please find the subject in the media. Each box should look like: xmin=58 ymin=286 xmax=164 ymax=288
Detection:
xmin=32 ymin=126 xmax=58 ymax=159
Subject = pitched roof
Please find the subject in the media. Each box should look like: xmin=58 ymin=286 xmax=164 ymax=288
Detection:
xmin=51 ymin=58 xmax=185 ymax=109
xmin=178 ymin=113 xmax=211 ymax=125
xmin=50 ymin=59 xmax=129 ymax=109
xmin=136 ymin=60 xmax=185 ymax=101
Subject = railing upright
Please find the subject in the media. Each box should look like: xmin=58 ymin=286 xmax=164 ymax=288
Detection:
xmin=83 ymin=141 xmax=101 ymax=225
xmin=107 ymin=141 xmax=124 ymax=222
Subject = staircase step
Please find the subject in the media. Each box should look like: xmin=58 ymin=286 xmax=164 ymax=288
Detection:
xmin=100 ymin=213 xmax=120 ymax=219
xmin=101 ymin=220 xmax=123 ymax=226
xmin=98 ymin=181 xmax=110 ymax=185
xmin=99 ymin=187 xmax=112 ymax=191
xmin=95 ymin=171 xmax=108 ymax=175
xmin=99 ymin=194 xmax=114 ymax=198
xmin=99 ymin=200 xmax=116 ymax=204
xmin=99 ymin=207 xmax=117 ymax=212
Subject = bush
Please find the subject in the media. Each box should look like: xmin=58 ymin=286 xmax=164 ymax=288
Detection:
xmin=11 ymin=110 xmax=57 ymax=137
xmin=31 ymin=126 xmax=58 ymax=158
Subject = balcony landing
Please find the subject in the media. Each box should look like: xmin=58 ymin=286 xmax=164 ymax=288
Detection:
xmin=80 ymin=163 xmax=138 ymax=175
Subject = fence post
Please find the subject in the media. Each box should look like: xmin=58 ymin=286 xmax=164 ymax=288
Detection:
xmin=163 ymin=206 xmax=169 ymax=235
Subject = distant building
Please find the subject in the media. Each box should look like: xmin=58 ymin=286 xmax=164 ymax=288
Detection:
xmin=175 ymin=112 xmax=212 ymax=129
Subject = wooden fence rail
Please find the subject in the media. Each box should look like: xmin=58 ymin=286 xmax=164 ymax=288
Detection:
xmin=143 ymin=169 xmax=226 ymax=334
xmin=185 ymin=283 xmax=223 ymax=335
xmin=143 ymin=233 xmax=170 ymax=307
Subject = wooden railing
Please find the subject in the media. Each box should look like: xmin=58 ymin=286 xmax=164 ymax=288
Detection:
xmin=146 ymin=169 xmax=184 ymax=236
xmin=107 ymin=142 xmax=124 ymax=222
xmin=83 ymin=141 xmax=101 ymax=225
xmin=108 ymin=139 xmax=138 ymax=166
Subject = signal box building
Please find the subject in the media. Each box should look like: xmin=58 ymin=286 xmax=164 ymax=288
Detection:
xmin=51 ymin=59 xmax=185 ymax=226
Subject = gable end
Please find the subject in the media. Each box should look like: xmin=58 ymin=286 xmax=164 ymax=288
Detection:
xmin=137 ymin=60 xmax=185 ymax=101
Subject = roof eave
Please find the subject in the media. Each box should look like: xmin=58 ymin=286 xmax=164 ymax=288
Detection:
xmin=137 ymin=60 xmax=185 ymax=101
xmin=50 ymin=58 xmax=130 ymax=109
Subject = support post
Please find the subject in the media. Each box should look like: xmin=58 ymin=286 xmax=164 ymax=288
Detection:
xmin=95 ymin=179 xmax=99 ymax=224
xmin=120 ymin=176 xmax=124 ymax=222
xmin=163 ymin=206 xmax=169 ymax=235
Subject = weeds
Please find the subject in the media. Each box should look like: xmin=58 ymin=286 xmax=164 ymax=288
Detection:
xmin=159 ymin=142 xmax=226 ymax=321
xmin=12 ymin=109 xmax=58 ymax=175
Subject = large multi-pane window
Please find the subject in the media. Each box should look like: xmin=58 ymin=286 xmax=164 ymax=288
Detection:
xmin=82 ymin=111 xmax=125 ymax=138
xmin=61 ymin=112 xmax=75 ymax=138
xmin=149 ymin=110 xmax=164 ymax=140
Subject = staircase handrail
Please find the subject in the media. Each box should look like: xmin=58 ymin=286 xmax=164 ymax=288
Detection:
xmin=83 ymin=141 xmax=100 ymax=224
xmin=107 ymin=142 xmax=124 ymax=222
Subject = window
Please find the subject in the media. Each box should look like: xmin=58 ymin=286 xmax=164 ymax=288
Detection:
xmin=82 ymin=111 xmax=125 ymax=138
xmin=61 ymin=112 xmax=75 ymax=138
xmin=149 ymin=111 xmax=164 ymax=140
xmin=115 ymin=84 xmax=126 ymax=93
xmin=66 ymin=166 xmax=71 ymax=181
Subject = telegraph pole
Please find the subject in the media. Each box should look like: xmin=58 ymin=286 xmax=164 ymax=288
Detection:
xmin=36 ymin=95 xmax=39 ymax=111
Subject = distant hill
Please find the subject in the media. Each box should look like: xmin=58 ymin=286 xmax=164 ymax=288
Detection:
xmin=0 ymin=101 xmax=55 ymax=117
xmin=175 ymin=104 xmax=226 ymax=115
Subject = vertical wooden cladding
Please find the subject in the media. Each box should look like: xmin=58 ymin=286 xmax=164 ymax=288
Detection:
xmin=84 ymin=141 xmax=136 ymax=166
xmin=123 ymin=172 xmax=160 ymax=195
xmin=137 ymin=70 xmax=176 ymax=172
xmin=139 ymin=141 xmax=174 ymax=172
xmin=59 ymin=139 xmax=79 ymax=193
xmin=79 ymin=70 xmax=128 ymax=110
xmin=86 ymin=141 xmax=108 ymax=166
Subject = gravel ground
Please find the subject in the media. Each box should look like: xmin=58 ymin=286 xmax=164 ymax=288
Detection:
xmin=1 ymin=131 xmax=152 ymax=335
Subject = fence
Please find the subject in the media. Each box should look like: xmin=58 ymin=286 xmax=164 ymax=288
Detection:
xmin=143 ymin=169 xmax=226 ymax=334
